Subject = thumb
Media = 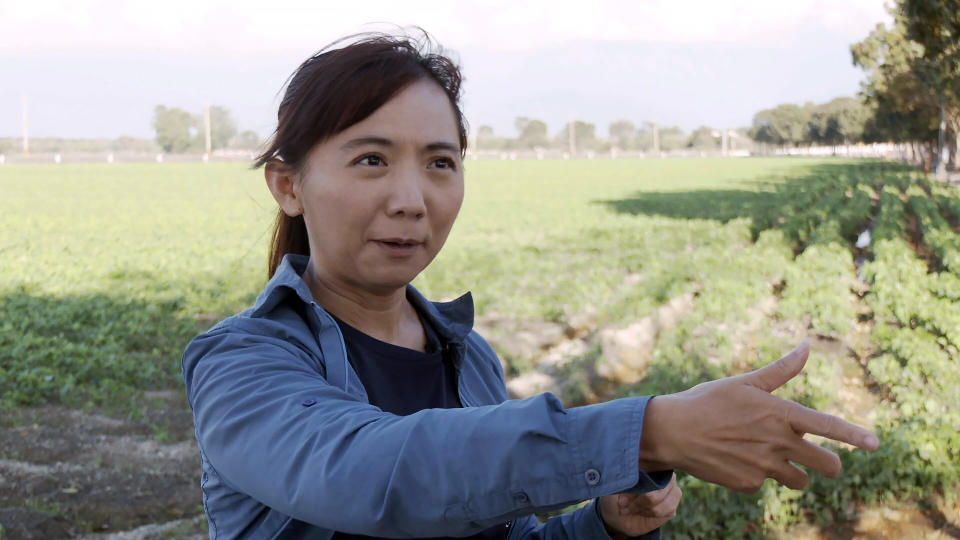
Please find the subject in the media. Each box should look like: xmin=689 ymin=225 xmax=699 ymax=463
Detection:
xmin=746 ymin=340 xmax=809 ymax=392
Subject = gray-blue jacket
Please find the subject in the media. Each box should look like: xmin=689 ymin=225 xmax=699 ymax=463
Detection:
xmin=182 ymin=254 xmax=668 ymax=539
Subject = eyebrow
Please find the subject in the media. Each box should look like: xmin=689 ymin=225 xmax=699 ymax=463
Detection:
xmin=339 ymin=137 xmax=459 ymax=154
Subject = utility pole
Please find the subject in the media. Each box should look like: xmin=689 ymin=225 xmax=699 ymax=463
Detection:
xmin=936 ymin=96 xmax=946 ymax=179
xmin=722 ymin=129 xmax=729 ymax=156
xmin=21 ymin=94 xmax=29 ymax=156
xmin=652 ymin=122 xmax=659 ymax=155
xmin=204 ymin=104 xmax=212 ymax=157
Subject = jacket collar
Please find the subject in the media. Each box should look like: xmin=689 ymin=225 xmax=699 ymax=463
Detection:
xmin=251 ymin=254 xmax=475 ymax=343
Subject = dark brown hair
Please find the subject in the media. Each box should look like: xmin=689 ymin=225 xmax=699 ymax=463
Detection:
xmin=254 ymin=31 xmax=468 ymax=278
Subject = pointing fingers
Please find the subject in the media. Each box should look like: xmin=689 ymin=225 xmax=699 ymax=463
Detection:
xmin=785 ymin=402 xmax=879 ymax=453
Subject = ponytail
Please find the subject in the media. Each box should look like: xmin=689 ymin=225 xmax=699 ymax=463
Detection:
xmin=268 ymin=210 xmax=310 ymax=278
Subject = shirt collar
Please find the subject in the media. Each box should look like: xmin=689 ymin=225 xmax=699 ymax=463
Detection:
xmin=251 ymin=253 xmax=475 ymax=342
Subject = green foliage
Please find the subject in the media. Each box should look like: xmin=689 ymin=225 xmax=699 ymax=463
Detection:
xmin=686 ymin=126 xmax=719 ymax=150
xmin=515 ymin=117 xmax=549 ymax=149
xmin=608 ymin=119 xmax=636 ymax=150
xmin=207 ymin=105 xmax=239 ymax=151
xmin=0 ymin=137 xmax=159 ymax=154
xmin=152 ymin=105 xmax=196 ymax=153
xmin=554 ymin=121 xmax=597 ymax=151
xmin=750 ymin=103 xmax=814 ymax=146
xmin=850 ymin=1 xmax=951 ymax=148
xmin=666 ymin=475 xmax=764 ymax=539
xmin=779 ymin=243 xmax=855 ymax=336
xmin=808 ymin=97 xmax=872 ymax=145
xmin=0 ymin=163 xmax=273 ymax=410
xmin=152 ymin=104 xmax=240 ymax=153
xmin=749 ymin=97 xmax=875 ymax=147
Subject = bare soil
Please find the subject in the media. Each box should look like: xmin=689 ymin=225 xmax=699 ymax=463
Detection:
xmin=0 ymin=391 xmax=205 ymax=539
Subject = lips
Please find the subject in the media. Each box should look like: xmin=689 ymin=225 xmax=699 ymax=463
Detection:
xmin=375 ymin=237 xmax=422 ymax=246
xmin=372 ymin=237 xmax=424 ymax=257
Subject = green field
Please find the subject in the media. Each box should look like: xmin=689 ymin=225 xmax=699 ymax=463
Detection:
xmin=1 ymin=158 xmax=958 ymax=537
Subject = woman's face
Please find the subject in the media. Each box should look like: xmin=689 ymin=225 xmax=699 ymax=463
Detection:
xmin=294 ymin=80 xmax=464 ymax=295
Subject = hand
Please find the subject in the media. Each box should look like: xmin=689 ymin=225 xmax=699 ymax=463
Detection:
xmin=639 ymin=341 xmax=879 ymax=493
xmin=599 ymin=473 xmax=682 ymax=539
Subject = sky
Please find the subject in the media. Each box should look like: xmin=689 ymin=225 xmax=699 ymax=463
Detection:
xmin=0 ymin=0 xmax=893 ymax=140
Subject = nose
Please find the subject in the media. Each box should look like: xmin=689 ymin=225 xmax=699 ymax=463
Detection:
xmin=385 ymin=167 xmax=427 ymax=219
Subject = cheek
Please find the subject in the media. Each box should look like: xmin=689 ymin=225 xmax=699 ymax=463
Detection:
xmin=435 ymin=181 xmax=465 ymax=225
xmin=303 ymin=186 xmax=374 ymax=248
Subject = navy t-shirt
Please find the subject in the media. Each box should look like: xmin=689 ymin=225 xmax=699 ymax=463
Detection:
xmin=330 ymin=313 xmax=511 ymax=540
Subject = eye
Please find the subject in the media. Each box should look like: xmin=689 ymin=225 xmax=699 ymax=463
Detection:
xmin=354 ymin=154 xmax=386 ymax=167
xmin=430 ymin=157 xmax=457 ymax=170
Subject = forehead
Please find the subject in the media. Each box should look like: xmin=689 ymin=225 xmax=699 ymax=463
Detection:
xmin=332 ymin=80 xmax=460 ymax=147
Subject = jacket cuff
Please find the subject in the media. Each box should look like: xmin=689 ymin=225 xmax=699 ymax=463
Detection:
xmin=622 ymin=469 xmax=674 ymax=495
xmin=563 ymin=396 xmax=662 ymax=499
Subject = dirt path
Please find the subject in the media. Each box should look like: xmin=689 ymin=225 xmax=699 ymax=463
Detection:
xmin=0 ymin=392 xmax=205 ymax=539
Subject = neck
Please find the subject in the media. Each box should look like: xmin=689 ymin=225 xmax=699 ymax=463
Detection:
xmin=302 ymin=258 xmax=426 ymax=351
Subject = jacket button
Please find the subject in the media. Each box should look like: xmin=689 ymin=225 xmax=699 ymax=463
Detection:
xmin=301 ymin=398 xmax=317 ymax=407
xmin=513 ymin=491 xmax=530 ymax=505
xmin=584 ymin=468 xmax=601 ymax=486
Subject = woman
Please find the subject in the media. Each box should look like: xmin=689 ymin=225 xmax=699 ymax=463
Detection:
xmin=182 ymin=32 xmax=878 ymax=540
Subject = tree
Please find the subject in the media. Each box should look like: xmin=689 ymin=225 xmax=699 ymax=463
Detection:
xmin=654 ymin=126 xmax=686 ymax=152
xmin=851 ymin=3 xmax=946 ymax=168
xmin=687 ymin=126 xmax=718 ymax=150
xmin=111 ymin=136 xmax=158 ymax=153
xmin=634 ymin=122 xmax=679 ymax=152
xmin=208 ymin=106 xmax=238 ymax=151
xmin=475 ymin=125 xmax=512 ymax=151
xmin=556 ymin=121 xmax=596 ymax=152
xmin=232 ymin=130 xmax=262 ymax=150
xmin=515 ymin=117 xmax=548 ymax=149
xmin=749 ymin=103 xmax=814 ymax=146
xmin=902 ymin=0 xmax=960 ymax=173
xmin=808 ymin=97 xmax=871 ymax=145
xmin=153 ymin=105 xmax=194 ymax=153
xmin=609 ymin=120 xmax=636 ymax=150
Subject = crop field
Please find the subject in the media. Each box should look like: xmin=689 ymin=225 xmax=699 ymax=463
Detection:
xmin=1 ymin=158 xmax=959 ymax=538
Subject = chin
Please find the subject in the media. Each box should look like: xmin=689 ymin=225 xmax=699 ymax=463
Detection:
xmin=363 ymin=270 xmax=421 ymax=293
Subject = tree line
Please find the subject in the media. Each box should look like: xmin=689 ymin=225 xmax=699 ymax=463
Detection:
xmin=152 ymin=105 xmax=260 ymax=153
xmin=752 ymin=0 xmax=957 ymax=170
xmin=474 ymin=117 xmax=748 ymax=154
xmin=475 ymin=0 xmax=959 ymax=172
xmin=851 ymin=0 xmax=959 ymax=173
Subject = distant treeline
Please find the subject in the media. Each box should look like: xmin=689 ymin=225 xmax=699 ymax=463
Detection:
xmin=5 ymin=0 xmax=955 ymax=170
xmin=472 ymin=96 xmax=871 ymax=155
xmin=473 ymin=118 xmax=753 ymax=154
xmin=0 ymin=136 xmax=159 ymax=155
xmin=479 ymin=0 xmax=960 ymax=172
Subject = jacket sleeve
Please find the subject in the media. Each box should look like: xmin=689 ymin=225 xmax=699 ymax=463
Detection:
xmin=182 ymin=320 xmax=663 ymax=538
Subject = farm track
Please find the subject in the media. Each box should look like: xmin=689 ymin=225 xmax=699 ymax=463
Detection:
xmin=0 ymin=393 xmax=205 ymax=539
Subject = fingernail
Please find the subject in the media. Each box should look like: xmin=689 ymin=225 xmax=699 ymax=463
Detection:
xmin=864 ymin=434 xmax=879 ymax=449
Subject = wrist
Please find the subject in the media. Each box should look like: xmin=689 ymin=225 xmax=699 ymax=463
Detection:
xmin=597 ymin=498 xmax=628 ymax=540
xmin=639 ymin=395 xmax=678 ymax=472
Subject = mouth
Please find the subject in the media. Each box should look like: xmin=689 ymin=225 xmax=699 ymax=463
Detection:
xmin=372 ymin=238 xmax=424 ymax=257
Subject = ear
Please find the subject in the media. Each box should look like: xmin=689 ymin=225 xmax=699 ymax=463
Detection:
xmin=264 ymin=161 xmax=303 ymax=217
